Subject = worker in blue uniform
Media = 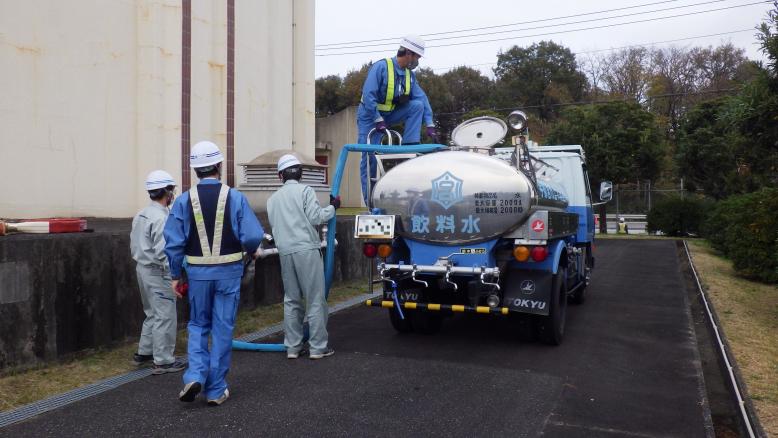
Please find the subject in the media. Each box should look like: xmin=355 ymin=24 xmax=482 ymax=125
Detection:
xmin=357 ymin=34 xmax=437 ymax=206
xmin=164 ymin=140 xmax=263 ymax=406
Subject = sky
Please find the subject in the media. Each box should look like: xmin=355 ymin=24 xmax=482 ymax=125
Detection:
xmin=314 ymin=0 xmax=774 ymax=78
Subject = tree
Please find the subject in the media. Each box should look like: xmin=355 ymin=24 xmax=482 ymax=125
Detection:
xmin=675 ymin=99 xmax=738 ymax=199
xmin=338 ymin=63 xmax=371 ymax=109
xmin=676 ymin=3 xmax=778 ymax=199
xmin=546 ymin=101 xmax=666 ymax=231
xmin=315 ymin=75 xmax=344 ymax=117
xmin=440 ymin=66 xmax=494 ymax=114
xmin=601 ymin=47 xmax=651 ymax=103
xmin=493 ymin=41 xmax=587 ymax=120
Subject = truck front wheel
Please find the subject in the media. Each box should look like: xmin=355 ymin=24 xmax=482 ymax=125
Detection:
xmin=538 ymin=266 xmax=568 ymax=345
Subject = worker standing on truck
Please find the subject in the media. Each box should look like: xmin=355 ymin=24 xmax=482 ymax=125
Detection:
xmin=357 ymin=34 xmax=437 ymax=206
xmin=130 ymin=170 xmax=186 ymax=375
xmin=267 ymin=154 xmax=340 ymax=360
xmin=164 ymin=140 xmax=264 ymax=406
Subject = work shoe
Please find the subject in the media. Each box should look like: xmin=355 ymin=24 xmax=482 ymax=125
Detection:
xmin=178 ymin=381 xmax=201 ymax=402
xmin=207 ymin=389 xmax=230 ymax=407
xmin=152 ymin=360 xmax=186 ymax=375
xmin=309 ymin=348 xmax=335 ymax=360
xmin=287 ymin=349 xmax=308 ymax=359
xmin=132 ymin=353 xmax=153 ymax=366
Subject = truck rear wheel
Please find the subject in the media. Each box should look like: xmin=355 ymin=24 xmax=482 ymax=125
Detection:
xmin=538 ymin=266 xmax=568 ymax=345
xmin=388 ymin=308 xmax=414 ymax=333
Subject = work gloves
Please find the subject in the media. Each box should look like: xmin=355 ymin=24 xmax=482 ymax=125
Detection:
xmin=426 ymin=126 xmax=439 ymax=143
xmin=375 ymin=120 xmax=387 ymax=133
xmin=329 ymin=194 xmax=341 ymax=209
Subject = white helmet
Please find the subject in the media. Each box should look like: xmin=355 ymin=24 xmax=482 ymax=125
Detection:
xmin=400 ymin=35 xmax=425 ymax=57
xmin=190 ymin=140 xmax=224 ymax=168
xmin=145 ymin=170 xmax=176 ymax=190
xmin=277 ymin=154 xmax=302 ymax=172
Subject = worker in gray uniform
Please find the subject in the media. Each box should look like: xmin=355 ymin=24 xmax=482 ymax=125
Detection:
xmin=267 ymin=154 xmax=341 ymax=360
xmin=130 ymin=170 xmax=186 ymax=374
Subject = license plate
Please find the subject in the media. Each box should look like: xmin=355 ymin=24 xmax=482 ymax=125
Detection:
xmin=460 ymin=248 xmax=486 ymax=254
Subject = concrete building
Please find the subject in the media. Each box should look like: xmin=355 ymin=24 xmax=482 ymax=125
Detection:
xmin=0 ymin=0 xmax=315 ymax=218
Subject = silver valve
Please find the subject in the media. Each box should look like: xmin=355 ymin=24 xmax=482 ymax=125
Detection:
xmin=445 ymin=265 xmax=458 ymax=291
xmin=479 ymin=266 xmax=501 ymax=291
xmin=411 ymin=264 xmax=429 ymax=288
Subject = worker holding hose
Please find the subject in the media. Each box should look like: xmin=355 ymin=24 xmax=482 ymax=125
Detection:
xmin=164 ymin=140 xmax=264 ymax=406
xmin=267 ymin=154 xmax=340 ymax=360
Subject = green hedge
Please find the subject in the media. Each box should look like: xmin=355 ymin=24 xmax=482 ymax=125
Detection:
xmin=647 ymin=196 xmax=711 ymax=237
xmin=703 ymin=188 xmax=778 ymax=283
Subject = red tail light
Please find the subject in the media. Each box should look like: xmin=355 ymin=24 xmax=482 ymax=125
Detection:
xmin=363 ymin=243 xmax=377 ymax=258
xmin=530 ymin=246 xmax=548 ymax=262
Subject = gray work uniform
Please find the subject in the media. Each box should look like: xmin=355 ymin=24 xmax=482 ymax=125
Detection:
xmin=130 ymin=201 xmax=177 ymax=365
xmin=267 ymin=180 xmax=335 ymax=355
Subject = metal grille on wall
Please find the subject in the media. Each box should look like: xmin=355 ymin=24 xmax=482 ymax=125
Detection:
xmin=242 ymin=166 xmax=328 ymax=187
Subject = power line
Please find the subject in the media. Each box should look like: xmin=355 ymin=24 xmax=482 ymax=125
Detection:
xmin=316 ymin=0 xmax=683 ymax=48
xmin=315 ymin=1 xmax=769 ymax=57
xmin=429 ymin=28 xmax=755 ymax=72
xmin=316 ymin=0 xmax=731 ymax=51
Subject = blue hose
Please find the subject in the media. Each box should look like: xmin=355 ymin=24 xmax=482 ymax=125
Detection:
xmin=231 ymin=341 xmax=286 ymax=352
xmin=390 ymin=281 xmax=404 ymax=320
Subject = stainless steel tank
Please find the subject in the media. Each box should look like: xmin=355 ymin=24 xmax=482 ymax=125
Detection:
xmin=372 ymin=150 xmax=568 ymax=244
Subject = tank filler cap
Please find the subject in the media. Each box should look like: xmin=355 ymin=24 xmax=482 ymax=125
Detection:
xmin=451 ymin=116 xmax=508 ymax=148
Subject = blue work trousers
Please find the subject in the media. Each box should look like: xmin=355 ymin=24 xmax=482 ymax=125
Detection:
xmin=357 ymin=99 xmax=424 ymax=206
xmin=183 ymin=277 xmax=241 ymax=400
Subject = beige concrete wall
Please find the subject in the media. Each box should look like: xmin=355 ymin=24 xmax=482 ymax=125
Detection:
xmin=315 ymin=106 xmax=364 ymax=208
xmin=0 ymin=0 xmax=314 ymax=218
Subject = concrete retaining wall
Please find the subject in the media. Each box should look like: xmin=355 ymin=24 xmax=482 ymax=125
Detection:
xmin=0 ymin=215 xmax=370 ymax=370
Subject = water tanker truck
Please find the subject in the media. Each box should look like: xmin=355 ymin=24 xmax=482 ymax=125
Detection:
xmin=353 ymin=111 xmax=612 ymax=345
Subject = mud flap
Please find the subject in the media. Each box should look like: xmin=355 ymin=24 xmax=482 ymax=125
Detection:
xmin=503 ymin=268 xmax=553 ymax=316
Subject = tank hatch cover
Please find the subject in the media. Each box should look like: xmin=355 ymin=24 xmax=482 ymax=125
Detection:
xmin=451 ymin=116 xmax=508 ymax=148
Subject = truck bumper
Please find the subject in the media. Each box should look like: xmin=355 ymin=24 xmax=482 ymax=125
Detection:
xmin=365 ymin=299 xmax=511 ymax=316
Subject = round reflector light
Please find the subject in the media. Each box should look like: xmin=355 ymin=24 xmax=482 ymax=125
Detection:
xmin=530 ymin=246 xmax=548 ymax=262
xmin=377 ymin=244 xmax=393 ymax=258
xmin=363 ymin=243 xmax=377 ymax=258
xmin=513 ymin=246 xmax=530 ymax=262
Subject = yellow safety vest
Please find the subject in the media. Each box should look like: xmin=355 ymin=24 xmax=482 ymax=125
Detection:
xmin=364 ymin=57 xmax=411 ymax=112
xmin=186 ymin=184 xmax=244 ymax=265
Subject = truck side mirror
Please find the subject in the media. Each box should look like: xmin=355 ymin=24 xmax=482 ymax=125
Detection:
xmin=599 ymin=181 xmax=613 ymax=203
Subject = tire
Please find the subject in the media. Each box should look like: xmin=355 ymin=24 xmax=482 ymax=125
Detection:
xmin=410 ymin=311 xmax=442 ymax=335
xmin=538 ymin=266 xmax=568 ymax=345
xmin=388 ymin=308 xmax=413 ymax=333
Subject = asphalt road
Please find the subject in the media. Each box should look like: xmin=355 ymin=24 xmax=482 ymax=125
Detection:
xmin=2 ymin=239 xmax=712 ymax=437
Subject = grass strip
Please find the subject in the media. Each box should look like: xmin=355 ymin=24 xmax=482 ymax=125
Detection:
xmin=687 ymin=240 xmax=778 ymax=436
